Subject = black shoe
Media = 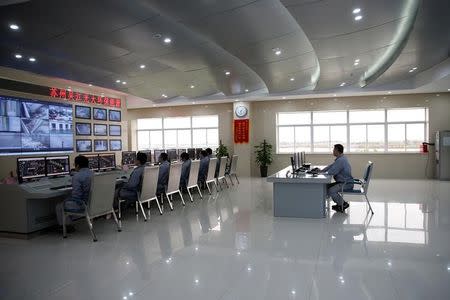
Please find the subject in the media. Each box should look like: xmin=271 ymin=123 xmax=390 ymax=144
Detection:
xmin=332 ymin=202 xmax=349 ymax=212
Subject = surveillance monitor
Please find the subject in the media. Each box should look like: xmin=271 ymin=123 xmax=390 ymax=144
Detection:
xmin=153 ymin=149 xmax=165 ymax=163
xmin=187 ymin=148 xmax=196 ymax=159
xmin=93 ymin=107 xmax=107 ymax=120
xmin=122 ymin=151 xmax=136 ymax=166
xmin=93 ymin=124 xmax=107 ymax=136
xmin=76 ymin=139 xmax=92 ymax=152
xmin=85 ymin=154 xmax=99 ymax=171
xmin=46 ymin=155 xmax=70 ymax=176
xmin=195 ymin=148 xmax=203 ymax=159
xmin=167 ymin=149 xmax=177 ymax=161
xmin=139 ymin=150 xmax=152 ymax=164
xmin=17 ymin=157 xmax=46 ymax=182
xmin=99 ymin=153 xmax=116 ymax=171
xmin=75 ymin=105 xmax=91 ymax=119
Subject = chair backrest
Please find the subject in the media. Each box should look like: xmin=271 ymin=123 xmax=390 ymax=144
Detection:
xmin=362 ymin=161 xmax=374 ymax=194
xmin=188 ymin=160 xmax=200 ymax=187
xmin=140 ymin=166 xmax=159 ymax=201
xmin=206 ymin=158 xmax=217 ymax=181
xmin=218 ymin=157 xmax=228 ymax=178
xmin=229 ymin=155 xmax=238 ymax=175
xmin=167 ymin=162 xmax=183 ymax=193
xmin=87 ymin=172 xmax=119 ymax=216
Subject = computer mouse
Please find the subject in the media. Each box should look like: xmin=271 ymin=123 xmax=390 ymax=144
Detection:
xmin=121 ymin=176 xmax=127 ymax=179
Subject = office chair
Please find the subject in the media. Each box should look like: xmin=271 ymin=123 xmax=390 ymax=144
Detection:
xmin=186 ymin=160 xmax=203 ymax=202
xmin=135 ymin=166 xmax=163 ymax=221
xmin=163 ymin=162 xmax=185 ymax=210
xmin=205 ymin=158 xmax=219 ymax=194
xmin=340 ymin=161 xmax=374 ymax=214
xmin=216 ymin=156 xmax=229 ymax=189
xmin=226 ymin=155 xmax=239 ymax=185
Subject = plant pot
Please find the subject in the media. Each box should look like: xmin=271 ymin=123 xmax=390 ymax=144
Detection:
xmin=260 ymin=165 xmax=268 ymax=177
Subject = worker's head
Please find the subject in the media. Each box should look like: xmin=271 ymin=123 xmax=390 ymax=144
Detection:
xmin=205 ymin=148 xmax=213 ymax=156
xmin=159 ymin=152 xmax=168 ymax=162
xmin=180 ymin=152 xmax=189 ymax=161
xmin=74 ymin=155 xmax=89 ymax=171
xmin=136 ymin=152 xmax=147 ymax=166
xmin=200 ymin=150 xmax=208 ymax=158
xmin=333 ymin=144 xmax=344 ymax=157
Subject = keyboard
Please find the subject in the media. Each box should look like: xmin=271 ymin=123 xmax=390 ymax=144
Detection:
xmin=50 ymin=185 xmax=72 ymax=190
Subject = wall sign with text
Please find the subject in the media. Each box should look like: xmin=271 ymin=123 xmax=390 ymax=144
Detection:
xmin=49 ymin=87 xmax=121 ymax=108
xmin=234 ymin=119 xmax=250 ymax=144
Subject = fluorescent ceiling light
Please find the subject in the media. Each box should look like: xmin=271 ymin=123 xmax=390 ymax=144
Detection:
xmin=354 ymin=15 xmax=363 ymax=21
xmin=140 ymin=64 xmax=146 ymax=69
xmin=352 ymin=8 xmax=361 ymax=14
xmin=163 ymin=37 xmax=172 ymax=44
xmin=116 ymin=79 xmax=121 ymax=83
xmin=340 ymin=82 xmax=346 ymax=87
xmin=14 ymin=54 xmax=22 ymax=59
xmin=28 ymin=57 xmax=36 ymax=62
xmin=9 ymin=24 xmax=19 ymax=30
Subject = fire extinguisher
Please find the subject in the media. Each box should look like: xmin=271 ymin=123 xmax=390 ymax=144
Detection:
xmin=421 ymin=142 xmax=428 ymax=153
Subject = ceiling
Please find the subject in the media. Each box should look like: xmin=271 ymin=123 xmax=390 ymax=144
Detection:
xmin=0 ymin=0 xmax=449 ymax=106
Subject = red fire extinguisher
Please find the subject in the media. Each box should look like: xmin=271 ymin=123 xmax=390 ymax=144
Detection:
xmin=421 ymin=142 xmax=428 ymax=154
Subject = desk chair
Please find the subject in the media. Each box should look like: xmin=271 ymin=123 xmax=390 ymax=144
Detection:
xmin=187 ymin=160 xmax=203 ymax=202
xmin=226 ymin=155 xmax=239 ymax=185
xmin=63 ymin=172 xmax=121 ymax=242
xmin=205 ymin=158 xmax=219 ymax=194
xmin=340 ymin=161 xmax=374 ymax=214
xmin=136 ymin=166 xmax=163 ymax=221
xmin=163 ymin=162 xmax=185 ymax=210
xmin=216 ymin=157 xmax=229 ymax=190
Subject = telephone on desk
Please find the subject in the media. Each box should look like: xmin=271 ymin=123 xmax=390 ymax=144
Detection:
xmin=307 ymin=167 xmax=321 ymax=174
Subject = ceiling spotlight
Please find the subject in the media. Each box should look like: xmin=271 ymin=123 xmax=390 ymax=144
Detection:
xmin=352 ymin=8 xmax=361 ymax=14
xmin=354 ymin=15 xmax=363 ymax=21
xmin=388 ymin=91 xmax=392 ymax=94
xmin=140 ymin=64 xmax=146 ymax=69
xmin=409 ymin=67 xmax=417 ymax=73
xmin=354 ymin=59 xmax=360 ymax=63
xmin=282 ymin=96 xmax=286 ymax=99
xmin=28 ymin=57 xmax=36 ymax=62
xmin=447 ymin=88 xmax=450 ymax=91
xmin=225 ymin=71 xmax=231 ymax=76
xmin=190 ymin=85 xmax=195 ymax=89
xmin=192 ymin=101 xmax=196 ymax=104
xmin=9 ymin=24 xmax=19 ymax=30
xmin=245 ymin=89 xmax=249 ymax=92
xmin=234 ymin=99 xmax=239 ymax=102
xmin=162 ymin=94 xmax=167 ymax=98
xmin=163 ymin=37 xmax=172 ymax=44
xmin=273 ymin=48 xmax=282 ymax=56
xmin=122 ymin=81 xmax=127 ymax=85
xmin=88 ymin=83 xmax=93 ymax=87
xmin=354 ymin=62 xmax=359 ymax=66
xmin=116 ymin=79 xmax=121 ymax=83
xmin=290 ymin=77 xmax=295 ymax=81
xmin=340 ymin=82 xmax=346 ymax=87
xmin=14 ymin=54 xmax=22 ymax=59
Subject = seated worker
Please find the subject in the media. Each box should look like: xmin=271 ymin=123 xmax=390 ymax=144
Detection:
xmin=179 ymin=152 xmax=191 ymax=191
xmin=319 ymin=144 xmax=354 ymax=212
xmin=114 ymin=152 xmax=147 ymax=208
xmin=157 ymin=152 xmax=170 ymax=195
xmin=55 ymin=155 xmax=93 ymax=232
xmin=197 ymin=150 xmax=209 ymax=188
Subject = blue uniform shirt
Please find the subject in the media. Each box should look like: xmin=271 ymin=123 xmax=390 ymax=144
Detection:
xmin=157 ymin=160 xmax=170 ymax=193
xmin=180 ymin=159 xmax=191 ymax=188
xmin=322 ymin=155 xmax=353 ymax=184
xmin=71 ymin=167 xmax=93 ymax=205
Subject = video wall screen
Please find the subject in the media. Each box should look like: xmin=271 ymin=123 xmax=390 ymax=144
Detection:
xmin=93 ymin=108 xmax=107 ymax=120
xmin=0 ymin=95 xmax=73 ymax=154
xmin=94 ymin=139 xmax=108 ymax=152
xmin=109 ymin=124 xmax=121 ymax=136
xmin=94 ymin=124 xmax=107 ymax=136
xmin=109 ymin=139 xmax=122 ymax=151
xmin=75 ymin=105 xmax=91 ymax=119
xmin=76 ymin=139 xmax=92 ymax=152
xmin=109 ymin=110 xmax=121 ymax=122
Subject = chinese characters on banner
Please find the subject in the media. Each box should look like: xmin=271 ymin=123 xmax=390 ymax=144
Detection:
xmin=234 ymin=119 xmax=250 ymax=143
xmin=49 ymin=87 xmax=121 ymax=108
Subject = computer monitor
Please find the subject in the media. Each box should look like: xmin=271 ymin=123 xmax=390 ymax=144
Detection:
xmin=195 ymin=148 xmax=203 ymax=159
xmin=99 ymin=153 xmax=116 ymax=171
xmin=85 ymin=154 xmax=99 ymax=171
xmin=17 ymin=157 xmax=46 ymax=182
xmin=153 ymin=149 xmax=165 ymax=163
xmin=139 ymin=150 xmax=152 ymax=164
xmin=122 ymin=151 xmax=136 ymax=166
xmin=46 ymin=155 xmax=70 ymax=176
xmin=167 ymin=149 xmax=177 ymax=161
xmin=177 ymin=148 xmax=186 ymax=157
xmin=187 ymin=148 xmax=196 ymax=160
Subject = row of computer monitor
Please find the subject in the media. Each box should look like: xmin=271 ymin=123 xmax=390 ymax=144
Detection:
xmin=121 ymin=148 xmax=205 ymax=166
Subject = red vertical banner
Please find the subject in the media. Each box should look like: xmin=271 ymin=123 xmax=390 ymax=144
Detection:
xmin=234 ymin=119 xmax=250 ymax=144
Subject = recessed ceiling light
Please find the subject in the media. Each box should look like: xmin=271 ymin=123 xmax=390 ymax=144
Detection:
xmin=333 ymin=94 xmax=337 ymax=97
xmin=225 ymin=71 xmax=231 ymax=76
xmin=447 ymin=88 xmax=450 ymax=91
xmin=190 ymin=85 xmax=195 ymax=89
xmin=290 ymin=77 xmax=295 ymax=81
xmin=409 ymin=67 xmax=418 ymax=73
xmin=282 ymin=96 xmax=286 ymax=99
xmin=162 ymin=94 xmax=167 ymax=98
xmin=353 ymin=8 xmax=361 ymax=14
xmin=163 ymin=37 xmax=172 ymax=44
xmin=245 ymin=89 xmax=249 ymax=92
xmin=192 ymin=101 xmax=196 ymax=104
xmin=116 ymin=79 xmax=121 ymax=83
xmin=388 ymin=91 xmax=392 ymax=94
xmin=340 ymin=82 xmax=346 ymax=87
xmin=28 ymin=57 xmax=36 ymax=62
xmin=412 ymin=67 xmax=418 ymax=70
xmin=88 ymin=83 xmax=92 ymax=87
xmin=140 ymin=64 xmax=146 ymax=69
xmin=354 ymin=15 xmax=363 ymax=21
xmin=122 ymin=81 xmax=127 ymax=85
xmin=234 ymin=99 xmax=238 ymax=102
xmin=354 ymin=59 xmax=360 ymax=63
xmin=14 ymin=54 xmax=22 ymax=59
xmin=354 ymin=62 xmax=359 ymax=66
xmin=9 ymin=24 xmax=19 ymax=30
xmin=273 ymin=48 xmax=282 ymax=56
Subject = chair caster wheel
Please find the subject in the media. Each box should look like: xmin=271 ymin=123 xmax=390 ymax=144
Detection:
xmin=93 ymin=239 xmax=98 ymax=242
xmin=118 ymin=229 xmax=122 ymax=232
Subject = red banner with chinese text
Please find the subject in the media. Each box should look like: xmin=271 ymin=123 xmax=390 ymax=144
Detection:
xmin=234 ymin=119 xmax=250 ymax=144
xmin=49 ymin=87 xmax=121 ymax=108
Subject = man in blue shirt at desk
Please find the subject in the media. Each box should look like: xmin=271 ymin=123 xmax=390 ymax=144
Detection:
xmin=115 ymin=152 xmax=147 ymax=208
xmin=56 ymin=155 xmax=93 ymax=232
xmin=157 ymin=152 xmax=170 ymax=196
xmin=320 ymin=144 xmax=353 ymax=213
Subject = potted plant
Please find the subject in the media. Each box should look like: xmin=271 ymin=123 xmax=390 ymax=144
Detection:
xmin=254 ymin=139 xmax=273 ymax=177
xmin=215 ymin=140 xmax=229 ymax=157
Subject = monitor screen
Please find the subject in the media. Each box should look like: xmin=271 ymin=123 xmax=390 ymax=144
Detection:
xmin=177 ymin=149 xmax=186 ymax=157
xmin=99 ymin=153 xmax=116 ymax=170
xmin=93 ymin=124 xmax=107 ymax=136
xmin=187 ymin=148 xmax=196 ymax=159
xmin=75 ymin=122 xmax=91 ymax=136
xmin=109 ymin=124 xmax=121 ymax=136
xmin=0 ymin=95 xmax=73 ymax=154
xmin=153 ymin=149 xmax=165 ymax=162
xmin=167 ymin=149 xmax=177 ymax=161
xmin=93 ymin=108 xmax=107 ymax=120
xmin=17 ymin=157 xmax=46 ymax=180
xmin=109 ymin=139 xmax=122 ymax=151
xmin=195 ymin=148 xmax=203 ymax=159
xmin=75 ymin=105 xmax=91 ymax=119
xmin=122 ymin=151 xmax=136 ymax=166
xmin=46 ymin=155 xmax=70 ymax=176
xmin=109 ymin=110 xmax=121 ymax=122
xmin=94 ymin=139 xmax=108 ymax=152
xmin=85 ymin=154 xmax=99 ymax=170
xmin=138 ymin=150 xmax=152 ymax=164
xmin=76 ymin=139 xmax=92 ymax=152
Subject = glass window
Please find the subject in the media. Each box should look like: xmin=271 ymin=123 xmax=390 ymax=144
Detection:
xmin=278 ymin=112 xmax=311 ymax=125
xmin=137 ymin=118 xmax=162 ymax=130
xmin=330 ymin=125 xmax=347 ymax=147
xmin=367 ymin=125 xmax=385 ymax=152
xmin=350 ymin=125 xmax=366 ymax=152
xmin=313 ymin=111 xmax=346 ymax=124
xmin=207 ymin=129 xmax=219 ymax=147
xmin=164 ymin=130 xmax=177 ymax=148
xmin=294 ymin=126 xmax=311 ymax=152
xmin=406 ymin=123 xmax=424 ymax=152
xmin=349 ymin=110 xmax=385 ymax=123
xmin=138 ymin=131 xmax=150 ymax=150
xmin=388 ymin=124 xmax=405 ymax=152
xmin=387 ymin=108 xmax=426 ymax=122
xmin=177 ymin=129 xmax=191 ymax=148
xmin=313 ymin=126 xmax=329 ymax=152
xmin=193 ymin=129 xmax=207 ymax=147
xmin=192 ymin=115 xmax=218 ymax=128
xmin=164 ymin=117 xmax=190 ymax=129
xmin=278 ymin=127 xmax=294 ymax=153
xmin=149 ymin=131 xmax=163 ymax=149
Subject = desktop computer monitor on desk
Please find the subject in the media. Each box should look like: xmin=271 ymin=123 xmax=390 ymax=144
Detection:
xmin=99 ymin=153 xmax=116 ymax=171
xmin=187 ymin=148 xmax=196 ymax=159
xmin=46 ymin=156 xmax=70 ymax=177
xmin=122 ymin=151 xmax=136 ymax=166
xmin=167 ymin=149 xmax=177 ymax=161
xmin=138 ymin=150 xmax=152 ymax=165
xmin=195 ymin=148 xmax=203 ymax=159
xmin=85 ymin=154 xmax=99 ymax=171
xmin=17 ymin=157 xmax=46 ymax=183
xmin=153 ymin=149 xmax=165 ymax=163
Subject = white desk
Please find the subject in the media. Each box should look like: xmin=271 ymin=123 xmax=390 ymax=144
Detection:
xmin=267 ymin=166 xmax=332 ymax=218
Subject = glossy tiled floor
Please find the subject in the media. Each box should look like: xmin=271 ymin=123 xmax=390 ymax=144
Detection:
xmin=1 ymin=178 xmax=450 ymax=300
